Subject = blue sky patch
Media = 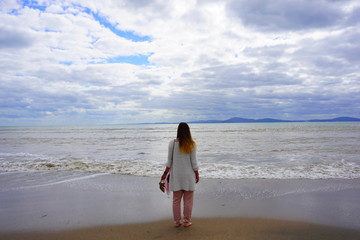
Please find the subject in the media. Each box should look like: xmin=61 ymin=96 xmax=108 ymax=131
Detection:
xmin=59 ymin=61 xmax=73 ymax=66
xmin=8 ymin=9 xmax=21 ymax=15
xmin=22 ymin=0 xmax=47 ymax=11
xmin=105 ymin=54 xmax=152 ymax=65
xmin=91 ymin=11 xmax=151 ymax=42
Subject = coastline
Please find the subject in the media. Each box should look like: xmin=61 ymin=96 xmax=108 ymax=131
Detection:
xmin=0 ymin=172 xmax=360 ymax=238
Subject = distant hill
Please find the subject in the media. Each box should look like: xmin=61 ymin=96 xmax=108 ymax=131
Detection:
xmin=220 ymin=117 xmax=292 ymax=123
xmin=188 ymin=116 xmax=360 ymax=124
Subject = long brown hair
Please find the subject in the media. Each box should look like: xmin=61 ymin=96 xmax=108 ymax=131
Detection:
xmin=177 ymin=122 xmax=196 ymax=154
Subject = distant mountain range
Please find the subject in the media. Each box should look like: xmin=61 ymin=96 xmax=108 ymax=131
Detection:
xmin=143 ymin=116 xmax=360 ymax=125
xmin=186 ymin=116 xmax=360 ymax=124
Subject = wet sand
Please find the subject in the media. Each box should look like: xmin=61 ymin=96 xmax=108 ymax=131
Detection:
xmin=2 ymin=218 xmax=360 ymax=240
xmin=0 ymin=172 xmax=360 ymax=239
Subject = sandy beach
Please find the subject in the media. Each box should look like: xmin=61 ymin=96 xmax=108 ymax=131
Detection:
xmin=2 ymin=218 xmax=360 ymax=240
xmin=0 ymin=172 xmax=360 ymax=239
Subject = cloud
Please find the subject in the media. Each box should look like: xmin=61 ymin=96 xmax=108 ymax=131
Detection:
xmin=192 ymin=64 xmax=302 ymax=88
xmin=0 ymin=25 xmax=35 ymax=49
xmin=348 ymin=6 xmax=360 ymax=25
xmin=227 ymin=0 xmax=347 ymax=32
xmin=0 ymin=0 xmax=359 ymax=125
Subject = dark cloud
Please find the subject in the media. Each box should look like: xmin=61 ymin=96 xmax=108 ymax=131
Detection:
xmin=227 ymin=0 xmax=344 ymax=31
xmin=183 ymin=64 xmax=301 ymax=89
xmin=243 ymin=45 xmax=288 ymax=58
xmin=292 ymin=28 xmax=360 ymax=77
xmin=1 ymin=76 xmax=90 ymax=119
xmin=0 ymin=26 xmax=35 ymax=49
xmin=136 ymin=73 xmax=164 ymax=85
xmin=282 ymin=93 xmax=360 ymax=118
xmin=121 ymin=0 xmax=154 ymax=9
xmin=348 ymin=6 xmax=360 ymax=25
xmin=0 ymin=63 xmax=154 ymax=121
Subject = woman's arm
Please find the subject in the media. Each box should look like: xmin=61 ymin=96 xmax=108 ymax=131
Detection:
xmin=165 ymin=140 xmax=175 ymax=168
xmin=190 ymin=146 xmax=199 ymax=183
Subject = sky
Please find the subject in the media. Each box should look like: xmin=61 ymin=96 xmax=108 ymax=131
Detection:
xmin=1 ymin=0 xmax=360 ymax=126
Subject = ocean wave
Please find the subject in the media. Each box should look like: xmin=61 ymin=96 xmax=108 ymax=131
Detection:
xmin=1 ymin=156 xmax=359 ymax=179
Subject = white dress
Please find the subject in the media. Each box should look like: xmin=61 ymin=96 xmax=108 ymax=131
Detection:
xmin=166 ymin=139 xmax=198 ymax=191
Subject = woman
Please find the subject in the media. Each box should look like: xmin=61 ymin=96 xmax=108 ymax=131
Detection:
xmin=160 ymin=122 xmax=199 ymax=227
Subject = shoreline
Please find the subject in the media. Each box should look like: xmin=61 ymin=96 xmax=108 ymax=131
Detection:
xmin=0 ymin=172 xmax=360 ymax=234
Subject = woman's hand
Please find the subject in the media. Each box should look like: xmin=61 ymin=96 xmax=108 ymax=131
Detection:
xmin=160 ymin=173 xmax=167 ymax=181
xmin=159 ymin=181 xmax=165 ymax=192
xmin=195 ymin=170 xmax=200 ymax=183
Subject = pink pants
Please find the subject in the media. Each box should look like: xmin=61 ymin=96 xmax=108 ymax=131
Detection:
xmin=172 ymin=190 xmax=194 ymax=223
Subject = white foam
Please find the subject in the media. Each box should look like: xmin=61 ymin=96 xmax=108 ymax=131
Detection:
xmin=198 ymin=161 xmax=360 ymax=179
xmin=1 ymin=156 xmax=359 ymax=179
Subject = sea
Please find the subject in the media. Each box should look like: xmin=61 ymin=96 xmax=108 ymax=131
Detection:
xmin=0 ymin=122 xmax=359 ymax=180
